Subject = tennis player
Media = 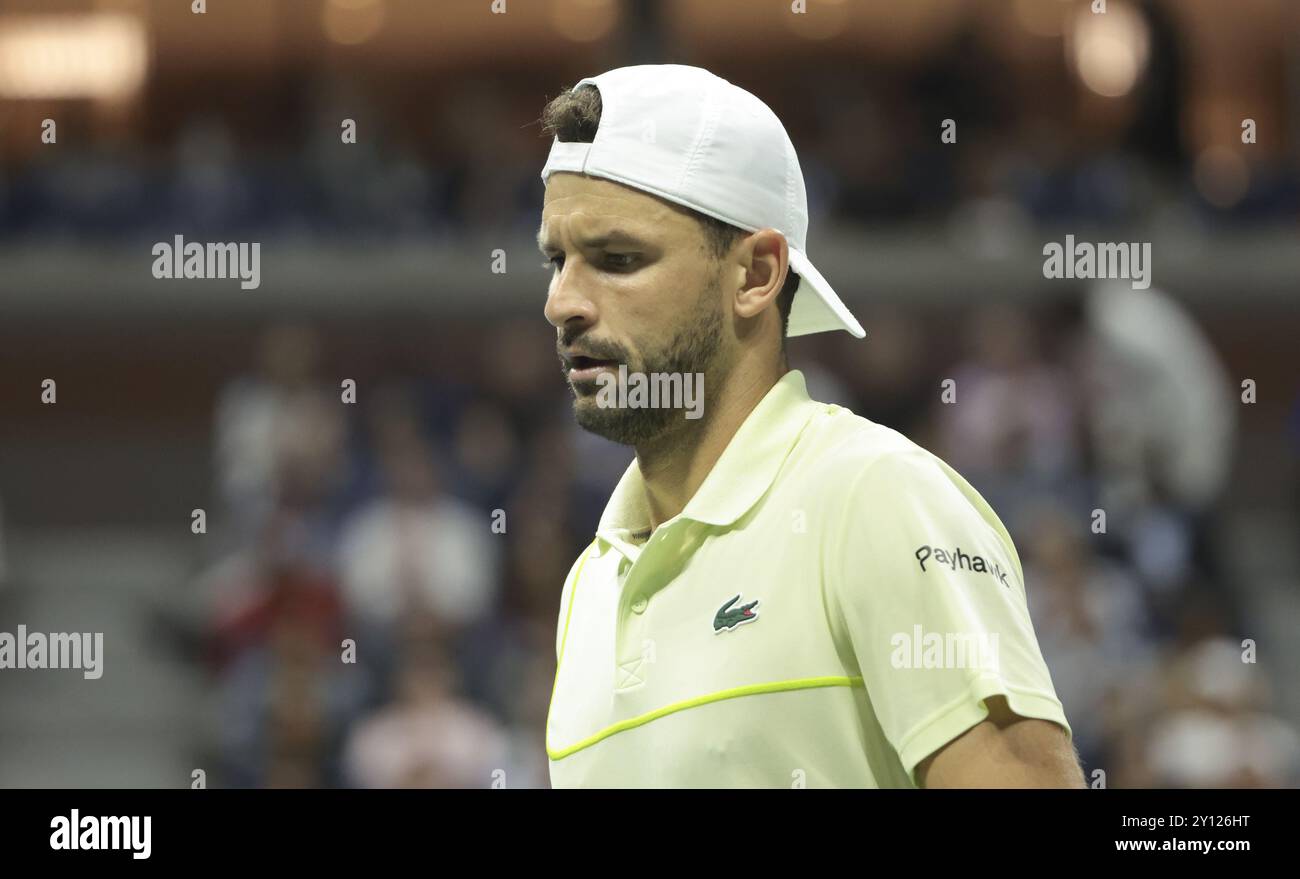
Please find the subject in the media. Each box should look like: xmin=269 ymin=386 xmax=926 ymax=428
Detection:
xmin=536 ymin=64 xmax=1083 ymax=789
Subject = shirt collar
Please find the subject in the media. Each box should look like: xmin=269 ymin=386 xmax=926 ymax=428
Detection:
xmin=595 ymin=369 xmax=821 ymax=547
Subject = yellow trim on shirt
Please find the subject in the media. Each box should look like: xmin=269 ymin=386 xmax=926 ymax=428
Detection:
xmin=546 ymin=539 xmax=864 ymax=761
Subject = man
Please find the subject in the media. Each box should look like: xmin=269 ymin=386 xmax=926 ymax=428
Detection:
xmin=536 ymin=64 xmax=1083 ymax=788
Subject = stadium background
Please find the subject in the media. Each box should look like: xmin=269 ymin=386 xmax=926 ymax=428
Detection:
xmin=0 ymin=0 xmax=1297 ymax=788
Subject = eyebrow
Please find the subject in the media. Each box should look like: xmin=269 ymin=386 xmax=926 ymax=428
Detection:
xmin=536 ymin=227 xmax=647 ymax=255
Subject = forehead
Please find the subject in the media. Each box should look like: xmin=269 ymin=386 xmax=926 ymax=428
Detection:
xmin=539 ymin=173 xmax=698 ymax=243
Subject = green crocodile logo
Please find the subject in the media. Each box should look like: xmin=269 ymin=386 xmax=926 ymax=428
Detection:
xmin=713 ymin=594 xmax=760 ymax=633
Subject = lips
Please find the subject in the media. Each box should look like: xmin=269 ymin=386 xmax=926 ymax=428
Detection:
xmin=559 ymin=351 xmax=618 ymax=384
xmin=566 ymin=355 xmax=619 ymax=383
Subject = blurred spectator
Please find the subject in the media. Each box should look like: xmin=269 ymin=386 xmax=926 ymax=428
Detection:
xmin=1022 ymin=501 xmax=1155 ymax=770
xmin=206 ymin=512 xmax=343 ymax=675
xmin=337 ymin=420 xmax=498 ymax=635
xmin=214 ymin=323 xmax=347 ymax=548
xmin=826 ymin=306 xmax=937 ymax=439
xmin=934 ymin=303 xmax=1084 ymax=516
xmin=1146 ymin=638 xmax=1300 ymax=787
xmin=343 ymin=639 xmax=510 ymax=788
xmin=204 ymin=503 xmax=351 ymax=787
xmin=1084 ymin=282 xmax=1236 ymax=594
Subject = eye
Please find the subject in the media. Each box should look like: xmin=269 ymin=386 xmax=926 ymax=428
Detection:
xmin=604 ymin=253 xmax=637 ymax=270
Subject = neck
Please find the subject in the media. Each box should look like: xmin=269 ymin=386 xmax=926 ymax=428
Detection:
xmin=635 ymin=356 xmax=787 ymax=529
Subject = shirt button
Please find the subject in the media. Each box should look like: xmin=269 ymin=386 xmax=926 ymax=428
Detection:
xmin=631 ymin=596 xmax=648 ymax=614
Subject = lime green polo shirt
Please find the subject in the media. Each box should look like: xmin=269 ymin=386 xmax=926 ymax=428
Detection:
xmin=547 ymin=369 xmax=1070 ymax=788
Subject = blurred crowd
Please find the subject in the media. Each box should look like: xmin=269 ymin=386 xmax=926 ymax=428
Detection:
xmin=195 ymin=320 xmax=574 ymax=788
xmin=4 ymin=49 xmax=1297 ymax=248
xmin=190 ymin=279 xmax=1298 ymax=789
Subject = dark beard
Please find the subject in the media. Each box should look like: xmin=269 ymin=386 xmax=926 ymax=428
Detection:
xmin=569 ymin=285 xmax=722 ymax=447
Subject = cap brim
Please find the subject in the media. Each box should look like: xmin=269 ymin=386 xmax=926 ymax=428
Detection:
xmin=787 ymin=248 xmax=865 ymax=339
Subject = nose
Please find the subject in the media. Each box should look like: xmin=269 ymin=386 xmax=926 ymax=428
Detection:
xmin=543 ymin=260 xmax=598 ymax=331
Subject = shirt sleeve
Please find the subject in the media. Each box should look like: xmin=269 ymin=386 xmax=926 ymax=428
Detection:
xmin=829 ymin=449 xmax=1071 ymax=785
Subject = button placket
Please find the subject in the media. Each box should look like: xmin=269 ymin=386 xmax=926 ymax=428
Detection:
xmin=614 ymin=542 xmax=659 ymax=692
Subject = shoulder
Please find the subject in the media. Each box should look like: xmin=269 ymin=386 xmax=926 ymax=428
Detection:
xmin=792 ymin=403 xmax=967 ymax=505
xmin=792 ymin=403 xmax=1014 ymax=557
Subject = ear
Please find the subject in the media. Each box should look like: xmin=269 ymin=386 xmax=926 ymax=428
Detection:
xmin=732 ymin=228 xmax=789 ymax=322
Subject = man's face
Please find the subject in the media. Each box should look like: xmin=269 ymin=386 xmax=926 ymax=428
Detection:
xmin=539 ymin=173 xmax=727 ymax=445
